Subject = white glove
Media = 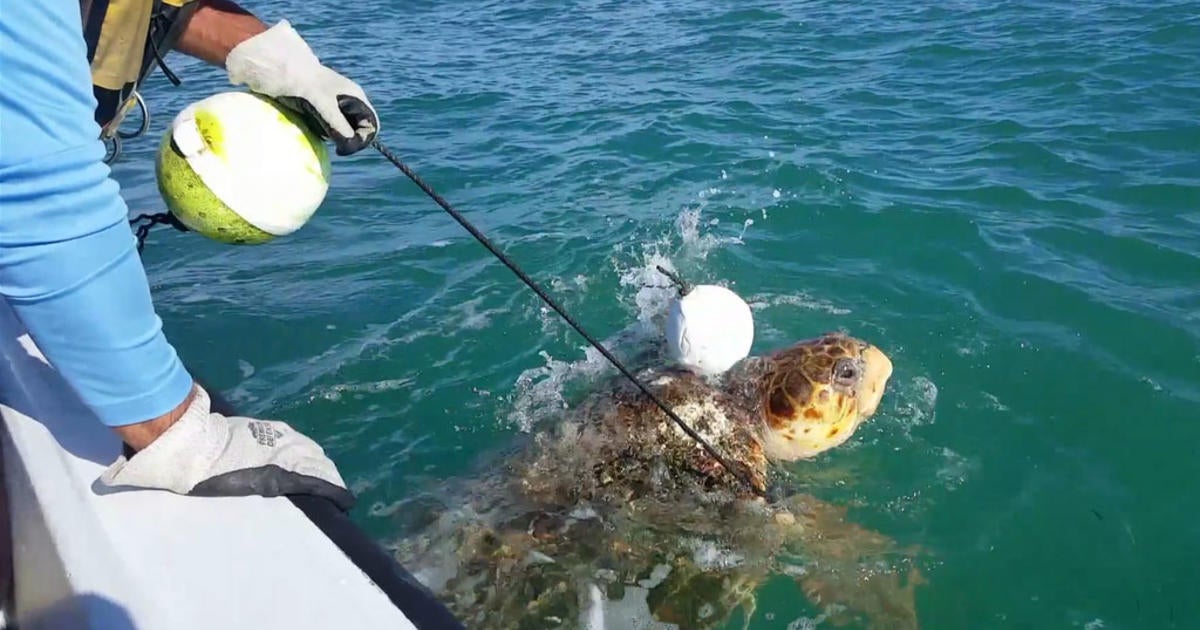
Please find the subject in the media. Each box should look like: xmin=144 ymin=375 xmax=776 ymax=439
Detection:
xmin=225 ymin=20 xmax=380 ymax=156
xmin=99 ymin=386 xmax=355 ymax=511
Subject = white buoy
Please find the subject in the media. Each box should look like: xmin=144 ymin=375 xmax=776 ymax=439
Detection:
xmin=665 ymin=283 xmax=754 ymax=376
xmin=156 ymin=91 xmax=332 ymax=244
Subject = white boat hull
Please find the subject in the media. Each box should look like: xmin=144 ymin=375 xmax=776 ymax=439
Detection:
xmin=0 ymin=299 xmax=434 ymax=629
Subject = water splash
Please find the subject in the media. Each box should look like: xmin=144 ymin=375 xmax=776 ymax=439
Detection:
xmin=747 ymin=292 xmax=852 ymax=316
xmin=505 ymin=200 xmax=752 ymax=432
xmin=506 ymin=347 xmax=613 ymax=432
xmin=935 ymin=447 xmax=977 ymax=492
xmin=311 ymin=377 xmax=417 ymax=402
xmin=892 ymin=376 xmax=940 ymax=428
xmin=669 ymin=203 xmax=750 ymax=259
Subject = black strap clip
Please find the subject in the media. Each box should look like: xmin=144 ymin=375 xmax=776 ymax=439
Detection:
xmin=129 ymin=212 xmax=189 ymax=253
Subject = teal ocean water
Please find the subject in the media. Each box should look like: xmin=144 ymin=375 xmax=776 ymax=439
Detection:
xmin=112 ymin=1 xmax=1199 ymax=628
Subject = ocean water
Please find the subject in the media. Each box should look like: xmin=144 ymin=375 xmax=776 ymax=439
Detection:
xmin=110 ymin=1 xmax=1199 ymax=628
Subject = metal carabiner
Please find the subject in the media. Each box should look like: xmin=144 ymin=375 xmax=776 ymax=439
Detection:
xmin=101 ymin=91 xmax=150 ymax=165
xmin=118 ymin=91 xmax=151 ymax=140
xmin=103 ymin=135 xmax=122 ymax=165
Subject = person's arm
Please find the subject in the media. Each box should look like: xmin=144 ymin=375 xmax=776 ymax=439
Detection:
xmin=0 ymin=1 xmax=197 ymax=440
xmin=175 ymin=0 xmax=266 ymax=67
xmin=116 ymin=387 xmax=198 ymax=450
xmin=0 ymin=1 xmax=353 ymax=510
xmin=169 ymin=0 xmax=382 ymax=156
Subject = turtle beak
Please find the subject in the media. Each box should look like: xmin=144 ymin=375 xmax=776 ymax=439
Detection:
xmin=857 ymin=344 xmax=893 ymax=419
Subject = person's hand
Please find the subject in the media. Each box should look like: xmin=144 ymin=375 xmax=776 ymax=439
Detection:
xmin=225 ymin=20 xmax=379 ymax=156
xmin=99 ymin=385 xmax=355 ymax=511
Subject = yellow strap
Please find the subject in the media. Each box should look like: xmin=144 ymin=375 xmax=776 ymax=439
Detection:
xmin=90 ymin=0 xmax=155 ymax=91
xmin=89 ymin=0 xmax=198 ymax=90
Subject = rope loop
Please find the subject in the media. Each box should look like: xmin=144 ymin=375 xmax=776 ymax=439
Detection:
xmin=655 ymin=265 xmax=693 ymax=297
xmin=128 ymin=211 xmax=189 ymax=253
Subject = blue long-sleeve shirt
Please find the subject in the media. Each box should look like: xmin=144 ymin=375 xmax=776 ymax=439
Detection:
xmin=0 ymin=0 xmax=195 ymax=426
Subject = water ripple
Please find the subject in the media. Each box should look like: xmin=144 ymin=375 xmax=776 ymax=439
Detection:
xmin=108 ymin=0 xmax=1200 ymax=626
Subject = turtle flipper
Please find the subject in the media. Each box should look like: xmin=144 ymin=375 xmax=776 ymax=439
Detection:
xmin=768 ymin=493 xmax=926 ymax=629
xmin=642 ymin=560 xmax=764 ymax=630
xmin=797 ymin=564 xmax=924 ymax=630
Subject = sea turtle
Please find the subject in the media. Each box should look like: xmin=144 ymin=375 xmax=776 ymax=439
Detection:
xmin=390 ymin=332 xmax=924 ymax=629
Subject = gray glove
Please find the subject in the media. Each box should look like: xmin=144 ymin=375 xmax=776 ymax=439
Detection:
xmin=225 ymin=20 xmax=379 ymax=156
xmin=99 ymin=386 xmax=355 ymax=511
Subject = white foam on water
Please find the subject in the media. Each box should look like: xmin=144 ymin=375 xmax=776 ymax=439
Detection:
xmin=347 ymin=429 xmax=429 ymax=495
xmin=786 ymin=604 xmax=846 ymax=630
xmin=737 ymin=218 xmax=754 ymax=242
xmin=549 ymin=274 xmax=590 ymax=295
xmin=953 ymin=331 xmax=990 ymax=357
xmin=454 ymin=295 xmax=506 ymax=331
xmin=746 ymin=292 xmax=852 ymax=316
xmin=881 ymin=489 xmax=927 ymax=517
xmin=367 ymin=500 xmax=408 ymax=518
xmin=237 ymin=358 xmax=255 ymax=378
xmin=507 ymin=347 xmax=613 ymax=432
xmin=225 ymin=319 xmax=398 ymax=412
xmin=668 ymin=204 xmax=749 ymax=259
xmin=176 ymin=286 xmax=241 ymax=306
xmin=226 ymin=257 xmax=499 ymax=413
xmin=617 ymin=249 xmax=680 ymax=327
xmin=505 ymin=201 xmax=752 ymax=432
xmin=682 ymin=537 xmax=745 ymax=571
xmin=981 ymin=391 xmax=1009 ymax=412
xmin=313 ymin=377 xmax=416 ymax=402
xmin=935 ymin=447 xmax=977 ymax=491
xmin=892 ymin=375 xmax=939 ymax=428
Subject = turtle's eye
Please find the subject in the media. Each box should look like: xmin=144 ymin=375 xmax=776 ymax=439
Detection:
xmin=833 ymin=358 xmax=859 ymax=387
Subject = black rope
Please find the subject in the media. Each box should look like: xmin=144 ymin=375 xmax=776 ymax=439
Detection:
xmin=148 ymin=32 xmax=182 ymax=87
xmin=372 ymin=140 xmax=766 ymax=499
xmin=655 ymin=264 xmax=693 ymax=297
xmin=129 ymin=211 xmax=189 ymax=253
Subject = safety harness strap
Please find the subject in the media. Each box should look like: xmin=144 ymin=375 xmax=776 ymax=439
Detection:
xmin=80 ymin=0 xmax=199 ymax=160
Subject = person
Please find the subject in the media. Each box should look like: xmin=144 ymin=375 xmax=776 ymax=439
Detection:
xmin=0 ymin=0 xmax=380 ymax=511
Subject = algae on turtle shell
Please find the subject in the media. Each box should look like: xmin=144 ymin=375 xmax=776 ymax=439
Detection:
xmin=390 ymin=332 xmax=926 ymax=629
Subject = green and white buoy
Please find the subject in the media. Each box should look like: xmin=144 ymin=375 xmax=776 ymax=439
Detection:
xmin=155 ymin=91 xmax=331 ymax=244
